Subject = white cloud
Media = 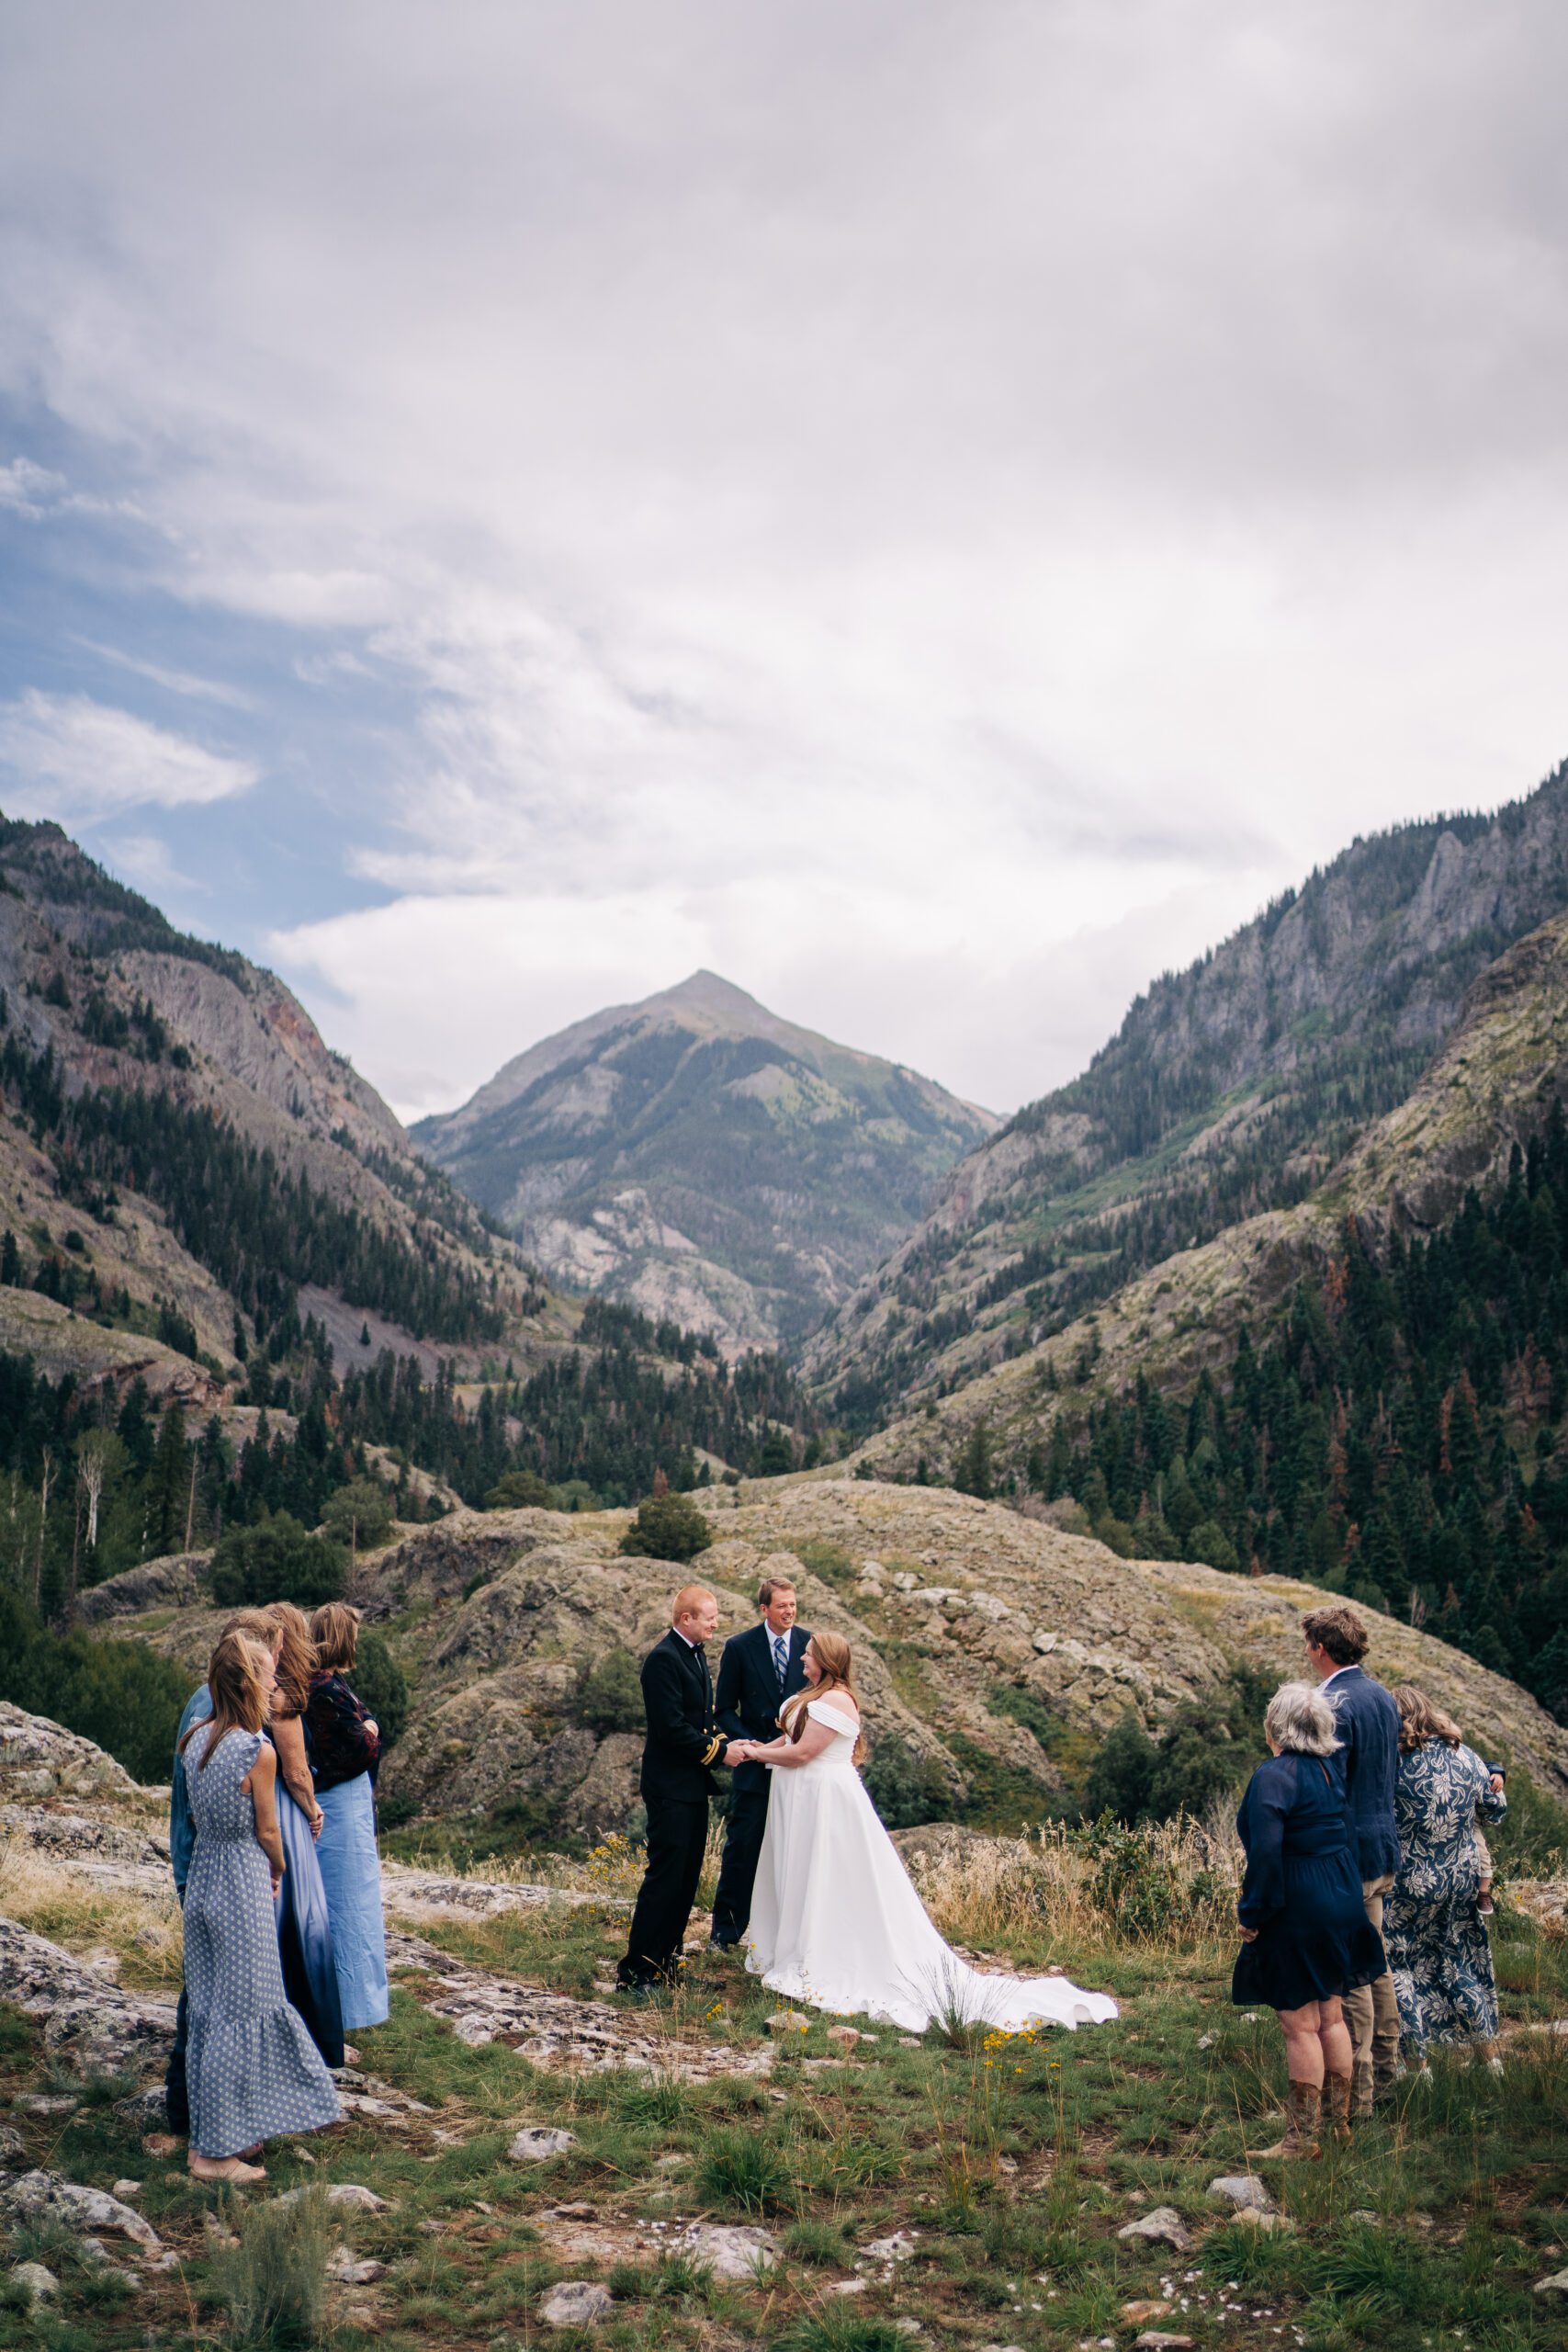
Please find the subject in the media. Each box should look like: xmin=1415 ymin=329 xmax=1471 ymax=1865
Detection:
xmin=0 ymin=691 xmax=258 ymax=822
xmin=75 ymin=640 xmax=254 ymax=709
xmin=2 ymin=3 xmax=1567 ymax=1111
xmin=97 ymin=831 xmax=205 ymax=899
xmin=0 ymin=455 xmax=64 ymax=514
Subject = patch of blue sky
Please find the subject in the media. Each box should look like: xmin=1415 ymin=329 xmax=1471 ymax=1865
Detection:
xmin=0 ymin=402 xmax=414 ymax=959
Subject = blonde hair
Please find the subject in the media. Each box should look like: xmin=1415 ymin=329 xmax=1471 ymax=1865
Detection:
xmin=310 ymin=1600 xmax=361 ymax=1671
xmin=264 ymin=1600 xmax=316 ymax=1717
xmin=1265 ymin=1679 xmax=1339 ymax=1758
xmin=671 ymin=1584 xmax=716 ymax=1624
xmin=1392 ymin=1684 xmax=1463 ymax=1753
xmin=180 ymin=1631 xmax=271 ymax=1769
xmin=782 ymin=1631 xmax=866 ymax=1766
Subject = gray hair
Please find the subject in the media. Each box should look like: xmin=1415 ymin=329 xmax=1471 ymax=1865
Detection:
xmin=1265 ymin=1679 xmax=1339 ymax=1758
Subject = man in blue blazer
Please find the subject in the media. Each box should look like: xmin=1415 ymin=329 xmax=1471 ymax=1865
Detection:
xmin=710 ymin=1573 xmax=810 ymax=1948
xmin=1304 ymin=1602 xmax=1402 ymax=2117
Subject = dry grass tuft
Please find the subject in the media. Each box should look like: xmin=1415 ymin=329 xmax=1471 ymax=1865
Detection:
xmin=0 ymin=1838 xmax=183 ymax=1984
xmin=906 ymin=1812 xmax=1243 ymax=1950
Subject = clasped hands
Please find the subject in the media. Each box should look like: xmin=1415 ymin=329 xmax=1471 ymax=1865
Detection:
xmin=726 ymin=1739 xmax=771 ymax=1766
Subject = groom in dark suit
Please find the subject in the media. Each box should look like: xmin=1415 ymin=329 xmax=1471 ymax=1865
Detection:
xmin=710 ymin=1573 xmax=810 ymax=1949
xmin=617 ymin=1584 xmax=732 ymax=1992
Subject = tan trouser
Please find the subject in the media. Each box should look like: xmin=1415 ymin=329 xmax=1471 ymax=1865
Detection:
xmin=1344 ymin=1871 xmax=1402 ymax=2081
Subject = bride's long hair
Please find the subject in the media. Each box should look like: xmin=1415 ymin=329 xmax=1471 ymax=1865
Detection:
xmin=781 ymin=1631 xmax=866 ymax=1766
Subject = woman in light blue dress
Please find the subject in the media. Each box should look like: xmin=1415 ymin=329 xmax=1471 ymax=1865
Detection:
xmin=1382 ymin=1685 xmax=1507 ymax=2064
xmin=263 ymin=1603 xmax=346 ymax=2067
xmin=180 ymin=1631 xmax=340 ymax=2183
xmin=307 ymin=1601 xmax=389 ymax=2032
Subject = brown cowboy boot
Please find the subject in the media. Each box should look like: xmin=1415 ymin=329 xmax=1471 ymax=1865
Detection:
xmin=1258 ymin=2079 xmax=1322 ymax=2159
xmin=1324 ymin=2071 xmax=1353 ymax=2146
xmin=1351 ymin=2058 xmax=1375 ymax=2120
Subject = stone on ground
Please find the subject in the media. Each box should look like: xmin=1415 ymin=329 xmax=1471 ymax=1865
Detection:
xmin=1115 ymin=2207 xmax=1193 ymax=2254
xmin=8 ymin=2261 xmax=58 ymax=2304
xmin=860 ymin=2229 xmax=919 ymax=2263
xmin=826 ymin=2024 xmax=862 ymax=2049
xmin=1134 ymin=2335 xmax=1195 ymax=2350
xmin=0 ymin=2171 xmax=162 ymax=2256
xmin=274 ymin=2182 xmax=389 ymax=2213
xmin=509 ymin=2126 xmax=577 ymax=2160
xmin=1209 ymin=2173 xmax=1271 ymax=2211
xmin=766 ymin=2009 xmax=812 ymax=2036
xmin=538 ymin=2279 xmax=614 ymax=2326
xmin=676 ymin=2222 xmax=778 ymax=2279
xmin=327 ymin=2248 xmax=387 ymax=2284
xmin=1122 ymin=2301 xmax=1174 ymax=2323
xmin=1535 ymin=2269 xmax=1568 ymax=2297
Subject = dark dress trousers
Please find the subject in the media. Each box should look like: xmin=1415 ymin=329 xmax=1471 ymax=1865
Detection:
xmin=618 ymin=1631 xmax=729 ymax=1987
xmin=710 ymin=1621 xmax=810 ymax=1943
xmin=1326 ymin=1665 xmax=1402 ymax=1880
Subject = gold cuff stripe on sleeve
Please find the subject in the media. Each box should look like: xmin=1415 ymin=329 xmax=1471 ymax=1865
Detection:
xmin=700 ymin=1736 xmax=725 ymax=1766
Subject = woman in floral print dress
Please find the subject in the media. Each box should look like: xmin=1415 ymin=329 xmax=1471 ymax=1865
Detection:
xmin=1382 ymin=1687 xmax=1507 ymax=2067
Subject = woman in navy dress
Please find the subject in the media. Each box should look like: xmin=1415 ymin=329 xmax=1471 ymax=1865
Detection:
xmin=1233 ymin=1680 xmax=1386 ymax=2155
xmin=262 ymin=1602 xmax=347 ymax=2069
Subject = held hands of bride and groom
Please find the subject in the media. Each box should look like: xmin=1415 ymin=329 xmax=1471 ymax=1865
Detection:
xmin=728 ymin=1640 xmax=856 ymax=1769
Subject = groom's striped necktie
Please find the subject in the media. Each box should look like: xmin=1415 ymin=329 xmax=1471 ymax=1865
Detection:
xmin=772 ymin=1633 xmax=789 ymax=1690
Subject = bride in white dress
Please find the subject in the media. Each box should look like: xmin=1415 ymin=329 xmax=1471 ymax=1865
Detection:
xmin=733 ymin=1631 xmax=1119 ymax=2035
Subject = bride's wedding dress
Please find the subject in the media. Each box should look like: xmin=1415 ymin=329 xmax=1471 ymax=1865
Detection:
xmin=743 ymin=1698 xmax=1119 ymax=2034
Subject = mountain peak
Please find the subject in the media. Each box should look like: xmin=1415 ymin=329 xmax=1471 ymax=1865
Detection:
xmin=413 ymin=976 xmax=997 ymax=1347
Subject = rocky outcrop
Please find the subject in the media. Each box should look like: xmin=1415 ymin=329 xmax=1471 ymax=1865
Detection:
xmin=0 ymin=1704 xmax=145 ymax=1805
xmin=73 ymin=1555 xmax=208 ymax=1626
xmin=107 ymin=1481 xmax=1568 ymax=1833
xmin=0 ymin=1918 xmax=175 ymax=2075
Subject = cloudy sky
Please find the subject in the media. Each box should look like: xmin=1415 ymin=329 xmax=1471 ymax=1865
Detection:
xmin=1 ymin=2 xmax=1564 ymax=1121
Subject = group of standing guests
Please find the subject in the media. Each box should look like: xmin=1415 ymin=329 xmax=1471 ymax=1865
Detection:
xmin=1234 ymin=1601 xmax=1507 ymax=2156
xmin=166 ymin=1600 xmax=389 ymax=2182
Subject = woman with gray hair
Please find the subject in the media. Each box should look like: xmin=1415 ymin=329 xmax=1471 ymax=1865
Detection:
xmin=1232 ymin=1680 xmax=1386 ymax=2157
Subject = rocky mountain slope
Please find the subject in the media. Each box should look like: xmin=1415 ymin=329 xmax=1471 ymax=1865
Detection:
xmin=87 ymin=1476 xmax=1568 ymax=1846
xmin=414 ymin=969 xmax=996 ymax=1351
xmin=808 ymin=757 xmax=1568 ymax=1417
xmin=851 ymin=904 xmax=1568 ymax=1487
xmin=0 ymin=813 xmax=564 ymax=1381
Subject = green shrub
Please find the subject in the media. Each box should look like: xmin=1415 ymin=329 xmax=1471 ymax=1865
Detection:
xmin=863 ymin=1729 xmax=952 ymax=1829
xmin=619 ymin=1488 xmax=712 ymax=1563
xmin=320 ymin=1477 xmax=395 ymax=1549
xmin=0 ymin=1589 xmax=186 ymax=1782
xmin=1186 ymin=1517 xmax=1240 ymax=1572
xmin=570 ymin=1647 xmax=644 ymax=1734
xmin=696 ymin=2124 xmax=793 ymax=2215
xmin=1489 ymin=1765 xmax=1568 ymax=1875
xmin=987 ymin=1681 xmax=1055 ymax=1749
xmin=209 ymin=1511 xmax=346 ymax=1608
xmin=483 ymin=1467 xmax=558 ymax=1510
xmin=213 ymin=2181 xmax=333 ymax=2348
xmin=348 ymin=1627 xmax=408 ymax=1749
xmin=1083 ymin=1668 xmax=1269 ymax=1826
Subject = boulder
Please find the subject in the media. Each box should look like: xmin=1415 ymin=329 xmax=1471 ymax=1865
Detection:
xmin=1208 ymin=2174 xmax=1271 ymax=2211
xmin=0 ymin=1918 xmax=175 ymax=2075
xmin=1535 ymin=2270 xmax=1568 ymax=2298
xmin=1116 ymin=2207 xmax=1194 ymax=2254
xmin=327 ymin=2249 xmax=387 ymax=2284
xmin=538 ymin=2280 xmax=613 ymax=2327
xmin=0 ymin=2171 xmax=163 ymax=2256
xmin=8 ymin=2261 xmax=58 ymax=2305
xmin=509 ymin=2128 xmax=577 ymax=2161
xmin=675 ymin=2222 xmax=777 ymax=2280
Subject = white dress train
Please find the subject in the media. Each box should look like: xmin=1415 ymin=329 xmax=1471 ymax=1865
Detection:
xmin=743 ymin=1698 xmax=1120 ymax=2034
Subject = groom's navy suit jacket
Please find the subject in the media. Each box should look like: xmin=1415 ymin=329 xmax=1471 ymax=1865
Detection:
xmin=716 ymin=1621 xmax=811 ymax=1795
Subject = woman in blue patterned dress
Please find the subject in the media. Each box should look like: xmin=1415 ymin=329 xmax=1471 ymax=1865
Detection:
xmin=1382 ymin=1687 xmax=1507 ymax=2069
xmin=180 ymin=1632 xmax=341 ymax=2182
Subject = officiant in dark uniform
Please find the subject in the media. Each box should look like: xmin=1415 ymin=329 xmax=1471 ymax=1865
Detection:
xmin=710 ymin=1573 xmax=810 ymax=1949
xmin=617 ymin=1584 xmax=732 ymax=1992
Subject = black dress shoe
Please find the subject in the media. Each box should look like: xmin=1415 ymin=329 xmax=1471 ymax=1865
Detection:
xmin=709 ymin=1936 xmax=739 ymax=1951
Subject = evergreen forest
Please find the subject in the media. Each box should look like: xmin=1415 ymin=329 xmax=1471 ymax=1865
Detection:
xmin=1018 ymin=1099 xmax=1568 ymax=1723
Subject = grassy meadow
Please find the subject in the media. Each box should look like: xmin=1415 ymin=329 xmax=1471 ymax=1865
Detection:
xmin=0 ymin=1821 xmax=1564 ymax=2352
